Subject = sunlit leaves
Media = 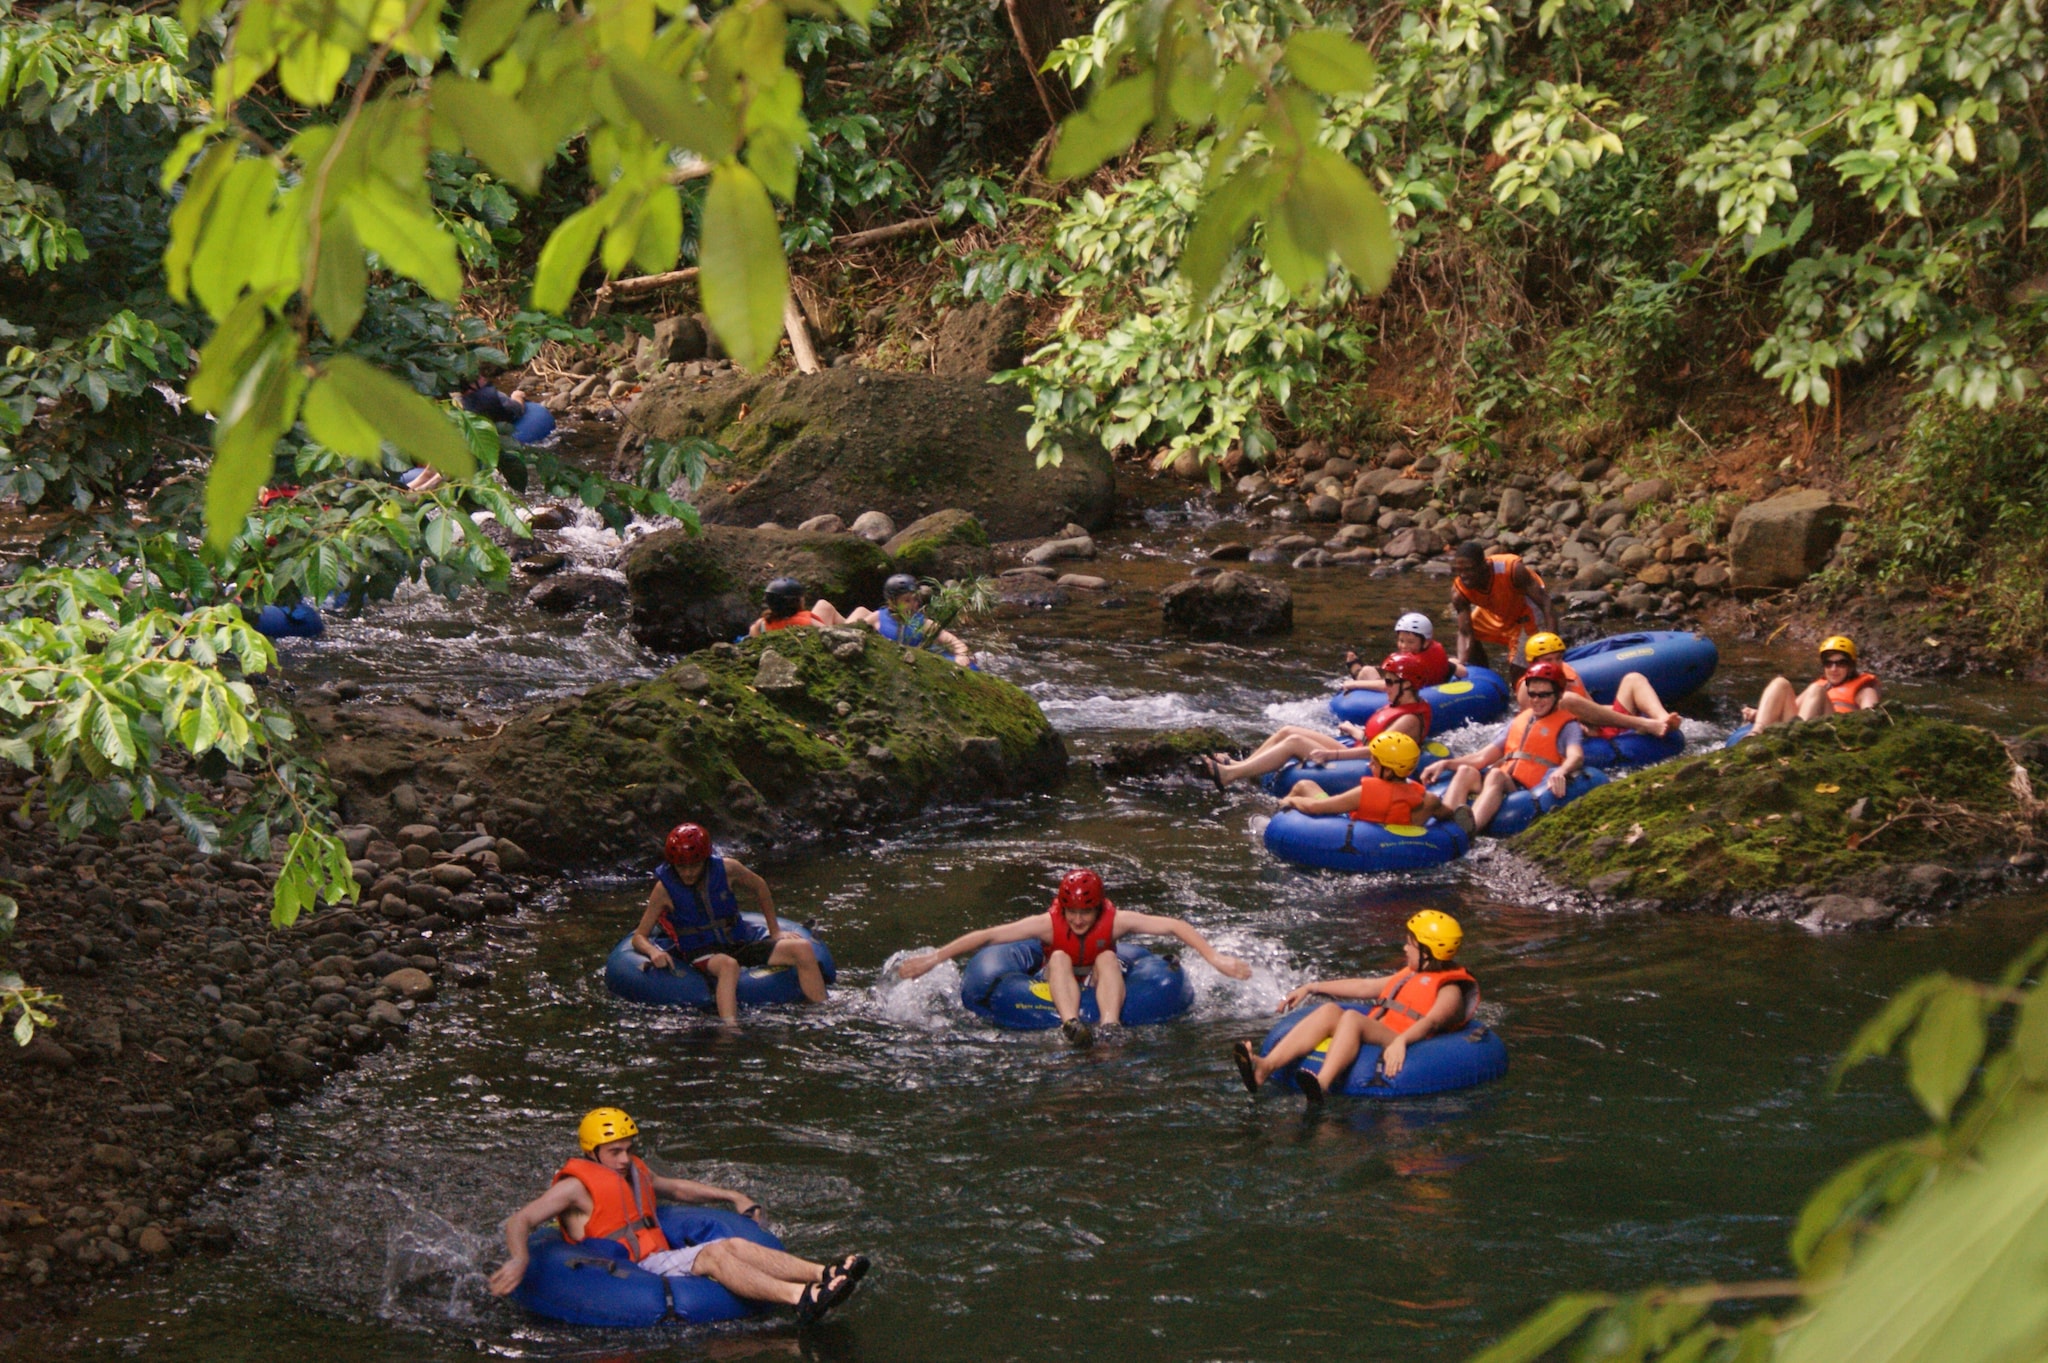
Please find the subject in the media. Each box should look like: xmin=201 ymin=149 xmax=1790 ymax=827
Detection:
xmin=320 ymin=354 xmax=473 ymax=476
xmin=1047 ymin=72 xmax=1156 ymax=180
xmin=698 ymin=162 xmax=788 ymax=369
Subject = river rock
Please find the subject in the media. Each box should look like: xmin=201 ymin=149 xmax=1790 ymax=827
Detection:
xmin=1383 ymin=527 xmax=1442 ymax=558
xmin=1498 ymin=487 xmax=1529 ymax=528
xmin=1623 ymin=478 xmax=1674 ymax=510
xmin=850 ymin=510 xmax=896 ymax=542
xmin=135 ymin=1227 xmax=172 ymax=1258
xmin=797 ymin=514 xmax=846 ymax=534
xmin=1693 ymin=562 xmax=1731 ymax=589
xmin=882 ymin=510 xmax=990 ymax=577
xmin=1207 ymin=543 xmax=1251 ymax=560
xmin=1341 ymin=496 xmax=1379 ymax=524
xmin=755 ymin=649 xmax=805 ymax=697
xmin=1305 ymin=495 xmax=1342 ymax=522
xmin=1728 ymin=489 xmax=1849 ymax=589
xmin=633 ymin=314 xmax=710 ymax=378
xmin=1058 ymin=574 xmax=1107 ymax=590
xmin=1159 ymin=570 xmax=1293 ymax=638
xmin=527 ymin=571 xmax=628 ymax=615
xmin=620 ymin=524 xmax=894 ymax=653
xmin=1379 ymin=478 xmax=1433 ymax=510
xmin=1024 ymin=533 xmax=1095 ymax=565
xmin=382 ymin=967 xmax=436 ymax=1001
xmin=623 ymin=369 xmax=1114 ymax=537
xmin=932 ymin=297 xmax=1029 ymax=376
xmin=1802 ymin=894 xmax=1902 ymax=929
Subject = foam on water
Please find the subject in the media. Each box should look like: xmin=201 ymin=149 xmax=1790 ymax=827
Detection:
xmin=1028 ymin=685 xmax=1252 ymax=735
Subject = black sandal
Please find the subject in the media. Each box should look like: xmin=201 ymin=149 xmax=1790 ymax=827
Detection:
xmin=824 ymin=1253 xmax=870 ymax=1289
xmin=1197 ymin=754 xmax=1227 ymax=792
xmin=795 ymin=1278 xmax=832 ymax=1325
xmin=1232 ymin=1040 xmax=1259 ymax=1094
xmin=1295 ymin=1068 xmax=1326 ymax=1106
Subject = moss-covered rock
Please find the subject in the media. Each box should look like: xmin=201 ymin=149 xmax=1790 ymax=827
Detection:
xmin=1515 ymin=712 xmax=2036 ymax=908
xmin=620 ymin=524 xmax=894 ymax=652
xmin=882 ymin=509 xmax=992 ymax=578
xmin=456 ymin=628 xmax=1066 ymax=868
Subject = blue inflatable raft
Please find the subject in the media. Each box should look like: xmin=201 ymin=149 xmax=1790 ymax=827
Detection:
xmin=1577 ymin=726 xmax=1686 ymax=771
xmin=251 ymin=601 xmax=324 ymax=640
xmin=1258 ymin=1006 xmax=1507 ymax=1098
xmin=1428 ymin=768 xmax=1610 ymax=837
xmin=1330 ymin=667 xmax=1511 ymax=733
xmin=512 ymin=1204 xmax=781 ymax=1327
xmin=1263 ymin=809 xmax=1470 ymax=873
xmin=1563 ymin=631 xmax=1718 ymax=704
xmin=604 ymin=916 xmax=835 ymax=1010
xmin=1259 ymin=739 xmax=1453 ymax=797
xmin=959 ymin=939 xmax=1192 ymax=1030
xmin=1723 ymin=723 xmax=1754 ymax=748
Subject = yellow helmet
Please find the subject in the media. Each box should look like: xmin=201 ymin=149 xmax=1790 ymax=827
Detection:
xmin=1819 ymin=635 xmax=1857 ymax=663
xmin=1406 ymin=910 xmax=1463 ymax=961
xmin=1524 ymin=632 xmax=1567 ymax=662
xmin=577 ymin=1107 xmax=639 ymax=1154
xmin=1367 ymin=730 xmax=1421 ymax=778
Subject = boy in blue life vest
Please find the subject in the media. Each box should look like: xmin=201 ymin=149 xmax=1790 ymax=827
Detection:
xmin=847 ymin=574 xmax=972 ymax=666
xmin=628 ymin=824 xmax=827 ymax=1022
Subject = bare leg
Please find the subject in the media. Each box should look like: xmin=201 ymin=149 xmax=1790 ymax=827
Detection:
xmin=701 ymin=955 xmax=740 ymax=1021
xmin=1746 ymin=676 xmax=1799 ymax=729
xmin=1345 ymin=667 xmax=1388 ymax=691
xmin=1611 ymin=673 xmax=1673 ymax=728
xmin=809 ymin=600 xmax=848 ymax=626
xmin=1045 ymin=949 xmax=1082 ymax=1022
xmin=1440 ymin=766 xmax=1484 ymax=811
xmin=1250 ymin=1002 xmax=1344 ymax=1083
xmin=845 ymin=606 xmax=881 ymax=627
xmin=1317 ymin=1010 xmax=1402 ymax=1090
xmin=690 ymin=1239 xmax=829 ymax=1306
xmin=1215 ymin=733 xmax=1340 ymax=786
xmin=1090 ymin=953 xmax=1126 ymax=1026
xmin=1239 ymin=725 xmax=1342 ymax=763
xmin=769 ymin=937 xmax=827 ymax=1003
xmin=1469 ymin=768 xmax=1519 ymax=832
xmin=1561 ymin=688 xmax=1669 ymax=737
xmin=1794 ymin=680 xmax=1834 ymax=721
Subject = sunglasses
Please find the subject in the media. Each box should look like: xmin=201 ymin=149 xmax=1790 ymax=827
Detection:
xmin=1821 ymin=656 xmax=1853 ymax=668
xmin=1525 ymin=687 xmax=1559 ymax=700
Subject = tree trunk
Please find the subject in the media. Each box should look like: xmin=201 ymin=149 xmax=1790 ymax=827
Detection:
xmin=1005 ymin=0 xmax=1078 ymax=127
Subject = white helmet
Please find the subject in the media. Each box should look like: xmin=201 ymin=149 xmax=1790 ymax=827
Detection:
xmin=1395 ymin=612 xmax=1435 ymax=642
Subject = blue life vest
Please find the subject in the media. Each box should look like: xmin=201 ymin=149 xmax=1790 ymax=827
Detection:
xmin=876 ymin=607 xmax=947 ymax=653
xmin=651 ymin=858 xmax=764 ymax=953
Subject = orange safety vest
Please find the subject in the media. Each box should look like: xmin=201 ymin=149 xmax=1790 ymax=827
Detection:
xmin=763 ymin=610 xmax=819 ymax=631
xmin=1453 ymin=555 xmax=1543 ymax=645
xmin=1501 ymin=706 xmax=1575 ymax=790
xmin=1823 ymin=672 xmax=1878 ymax=713
xmin=555 ymin=1156 xmax=670 ymax=1262
xmin=1352 ymin=776 xmax=1429 ymax=825
xmin=1369 ymin=966 xmax=1478 ymax=1035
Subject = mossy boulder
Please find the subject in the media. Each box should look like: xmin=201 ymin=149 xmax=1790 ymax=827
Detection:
xmin=623 ymin=369 xmax=1115 ymax=538
xmin=621 ymin=524 xmax=894 ymax=652
xmin=1515 ymin=712 xmax=2035 ymax=909
xmin=882 ymin=509 xmax=992 ymax=578
xmin=453 ymin=629 xmax=1065 ymax=868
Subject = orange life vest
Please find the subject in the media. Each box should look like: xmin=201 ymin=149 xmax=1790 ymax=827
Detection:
xmin=1351 ymin=776 xmax=1429 ymax=825
xmin=1501 ymin=706 xmax=1575 ymax=790
xmin=1048 ymin=900 xmax=1117 ymax=968
xmin=1363 ymin=699 xmax=1432 ymax=741
xmin=1369 ymin=966 xmax=1478 ymax=1035
xmin=763 ymin=610 xmax=819 ymax=631
xmin=1823 ymin=672 xmax=1878 ymax=713
xmin=1453 ymin=555 xmax=1544 ymax=645
xmin=554 ymin=1156 xmax=670 ymax=1262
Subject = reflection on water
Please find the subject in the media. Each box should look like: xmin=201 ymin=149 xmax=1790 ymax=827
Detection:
xmin=29 ymin=506 xmax=2048 ymax=1363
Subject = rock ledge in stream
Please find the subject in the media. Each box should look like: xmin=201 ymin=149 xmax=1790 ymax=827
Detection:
xmin=1159 ymin=570 xmax=1293 ymax=638
xmin=1513 ymin=712 xmax=2041 ymax=918
xmin=621 ymin=524 xmax=894 ymax=653
xmin=420 ymin=629 xmax=1066 ymax=868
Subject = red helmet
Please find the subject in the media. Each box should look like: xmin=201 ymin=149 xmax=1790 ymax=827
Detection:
xmin=1522 ymin=660 xmax=1568 ymax=692
xmin=1055 ymin=869 xmax=1105 ymax=913
xmin=1380 ymin=653 xmax=1427 ymax=688
xmin=664 ymin=823 xmax=711 ymax=866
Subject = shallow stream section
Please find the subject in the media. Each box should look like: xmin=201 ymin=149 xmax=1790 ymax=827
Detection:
xmin=22 ymin=493 xmax=2048 ymax=1362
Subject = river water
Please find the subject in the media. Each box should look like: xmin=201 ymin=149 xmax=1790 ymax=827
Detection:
xmin=23 ymin=492 xmax=2048 ymax=1362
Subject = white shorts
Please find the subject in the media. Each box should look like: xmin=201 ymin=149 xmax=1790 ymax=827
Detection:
xmin=637 ymin=1239 xmax=730 ymax=1277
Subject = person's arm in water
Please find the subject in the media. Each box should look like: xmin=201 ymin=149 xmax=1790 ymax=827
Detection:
xmin=1111 ymin=911 xmax=1253 ymax=979
xmin=651 ymin=1171 xmax=764 ymax=1221
xmin=723 ymin=858 xmax=781 ymax=937
xmin=1512 ymin=560 xmax=1557 ymax=633
xmin=934 ymin=625 xmax=971 ymax=666
xmin=1381 ymin=979 xmax=1470 ymax=1078
xmin=1275 ymin=973 xmax=1397 ymax=1011
xmin=629 ymin=882 xmax=677 ymax=969
xmin=488 ymin=1178 xmax=590 ymax=1295
xmin=897 ymin=916 xmax=1050 ymax=978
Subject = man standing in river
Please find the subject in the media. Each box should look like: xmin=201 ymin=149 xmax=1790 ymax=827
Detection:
xmin=1449 ymin=540 xmax=1556 ymax=676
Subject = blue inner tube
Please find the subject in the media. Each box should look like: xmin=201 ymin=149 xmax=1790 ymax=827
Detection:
xmin=604 ymin=916 xmax=836 ymax=1010
xmin=1428 ymin=768 xmax=1610 ymax=837
xmin=1562 ymin=631 xmax=1718 ymax=704
xmin=1259 ymin=739 xmax=1453 ymax=797
xmin=251 ymin=601 xmax=324 ymax=640
xmin=1577 ymin=726 xmax=1686 ymax=771
xmin=1263 ymin=809 xmax=1470 ymax=873
xmin=958 ymin=939 xmax=1193 ymax=1030
xmin=1330 ymin=667 xmax=1510 ymax=733
xmin=1723 ymin=723 xmax=1754 ymax=748
xmin=1257 ymin=1006 xmax=1508 ymax=1098
xmin=511 ymin=402 xmax=556 ymax=444
xmin=512 ymin=1204 xmax=782 ymax=1327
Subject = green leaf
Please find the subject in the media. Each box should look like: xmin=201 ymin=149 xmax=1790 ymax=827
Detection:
xmin=89 ymin=695 xmax=136 ymax=768
xmin=300 ymin=374 xmax=383 ymax=460
xmin=1468 ymin=1293 xmax=1615 ymax=1363
xmin=322 ymin=356 xmax=474 ymax=477
xmin=0 ymin=892 xmax=16 ymax=939
xmin=1833 ymin=973 xmax=1951 ymax=1086
xmin=433 ymin=77 xmax=547 ymax=194
xmin=348 ymin=182 xmax=462 ymax=302
xmin=1182 ymin=165 xmax=1268 ymax=300
xmin=1294 ymin=147 xmax=1397 ymax=293
xmin=310 ymin=207 xmax=367 ymax=341
xmin=205 ymin=329 xmax=306 ymax=551
xmin=456 ymin=0 xmax=531 ymax=73
xmin=697 ymin=162 xmax=787 ymax=369
xmin=163 ymin=140 xmax=238 ymax=302
xmin=14 ymin=1010 xmax=32 ymax=1046
xmin=1905 ymin=985 xmax=1988 ymax=1122
xmin=1790 ymin=1140 xmax=1929 ymax=1273
xmin=1047 ymin=72 xmax=1156 ymax=181
xmin=2015 ymin=984 xmax=2048 ymax=1083
xmin=531 ymin=202 xmax=609 ymax=312
xmin=1284 ymin=29 xmax=1378 ymax=96
xmin=605 ymin=51 xmax=738 ymax=160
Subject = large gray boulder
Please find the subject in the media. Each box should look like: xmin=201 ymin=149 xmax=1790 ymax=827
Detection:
xmin=1159 ymin=570 xmax=1293 ymax=638
xmin=1728 ymin=489 xmax=1850 ymax=589
xmin=620 ymin=525 xmax=894 ymax=652
xmin=623 ymin=369 xmax=1114 ymax=539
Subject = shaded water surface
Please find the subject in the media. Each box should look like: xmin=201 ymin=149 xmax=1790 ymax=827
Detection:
xmin=24 ymin=497 xmax=2048 ymax=1362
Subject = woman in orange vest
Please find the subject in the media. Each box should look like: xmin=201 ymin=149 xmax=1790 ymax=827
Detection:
xmin=1449 ymin=540 xmax=1555 ymax=673
xmin=488 ymin=1107 xmax=871 ymax=1323
xmin=1422 ymin=660 xmax=1587 ymax=835
xmin=1200 ymin=654 xmax=1435 ymax=789
xmin=747 ymin=576 xmax=851 ymax=636
xmin=1272 ymin=731 xmax=1453 ymax=826
xmin=1231 ymin=910 xmax=1478 ymax=1103
xmin=1743 ymin=635 xmax=1881 ymax=732
xmin=1519 ymin=632 xmax=1682 ymax=741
